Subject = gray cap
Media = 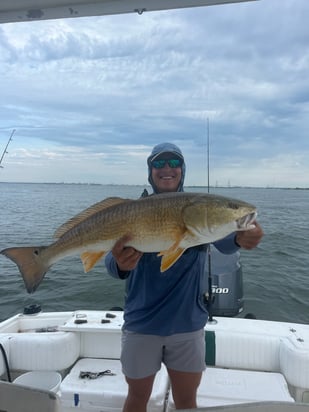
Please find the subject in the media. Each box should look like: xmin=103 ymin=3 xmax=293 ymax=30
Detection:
xmin=147 ymin=142 xmax=186 ymax=193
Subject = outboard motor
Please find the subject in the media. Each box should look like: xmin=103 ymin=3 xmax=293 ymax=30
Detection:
xmin=205 ymin=244 xmax=244 ymax=317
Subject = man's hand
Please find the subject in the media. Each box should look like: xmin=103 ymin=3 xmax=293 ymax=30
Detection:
xmin=235 ymin=222 xmax=264 ymax=250
xmin=111 ymin=234 xmax=143 ymax=271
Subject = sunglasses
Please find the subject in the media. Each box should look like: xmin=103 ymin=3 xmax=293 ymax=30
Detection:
xmin=151 ymin=158 xmax=183 ymax=169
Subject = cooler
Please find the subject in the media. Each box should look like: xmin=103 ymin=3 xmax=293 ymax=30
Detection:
xmin=167 ymin=367 xmax=294 ymax=410
xmin=60 ymin=358 xmax=169 ymax=412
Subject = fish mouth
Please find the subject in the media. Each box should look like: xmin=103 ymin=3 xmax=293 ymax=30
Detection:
xmin=236 ymin=212 xmax=257 ymax=230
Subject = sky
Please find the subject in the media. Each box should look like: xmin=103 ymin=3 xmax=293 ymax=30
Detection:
xmin=0 ymin=0 xmax=308 ymax=188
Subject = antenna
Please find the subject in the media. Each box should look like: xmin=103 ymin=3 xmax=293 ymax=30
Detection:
xmin=0 ymin=129 xmax=15 ymax=168
xmin=207 ymin=117 xmax=210 ymax=193
xmin=204 ymin=117 xmax=216 ymax=323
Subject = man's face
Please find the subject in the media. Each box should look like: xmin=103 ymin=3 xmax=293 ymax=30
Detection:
xmin=150 ymin=154 xmax=182 ymax=193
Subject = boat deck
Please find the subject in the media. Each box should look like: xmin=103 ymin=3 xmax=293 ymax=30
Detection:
xmin=1 ymin=310 xmax=309 ymax=411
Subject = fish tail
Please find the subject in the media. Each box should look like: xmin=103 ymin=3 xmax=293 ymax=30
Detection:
xmin=1 ymin=246 xmax=49 ymax=293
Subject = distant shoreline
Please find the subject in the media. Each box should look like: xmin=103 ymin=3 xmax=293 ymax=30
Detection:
xmin=0 ymin=181 xmax=308 ymax=190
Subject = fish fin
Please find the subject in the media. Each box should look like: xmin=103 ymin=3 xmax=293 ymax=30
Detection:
xmin=159 ymin=248 xmax=186 ymax=272
xmin=80 ymin=251 xmax=106 ymax=272
xmin=1 ymin=247 xmax=49 ymax=293
xmin=54 ymin=197 xmax=131 ymax=239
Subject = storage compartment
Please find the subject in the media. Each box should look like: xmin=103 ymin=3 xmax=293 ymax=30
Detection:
xmin=9 ymin=331 xmax=80 ymax=371
xmin=60 ymin=358 xmax=169 ymax=412
xmin=60 ymin=311 xmax=123 ymax=358
xmin=166 ymin=367 xmax=294 ymax=410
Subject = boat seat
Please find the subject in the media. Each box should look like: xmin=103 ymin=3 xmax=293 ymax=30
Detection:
xmin=208 ymin=330 xmax=280 ymax=372
xmin=177 ymin=403 xmax=309 ymax=412
xmin=60 ymin=358 xmax=170 ymax=412
xmin=280 ymin=333 xmax=309 ymax=390
xmin=167 ymin=367 xmax=294 ymax=410
xmin=205 ymin=327 xmax=309 ymax=396
xmin=8 ymin=331 xmax=80 ymax=371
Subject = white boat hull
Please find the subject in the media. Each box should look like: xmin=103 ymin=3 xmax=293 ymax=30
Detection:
xmin=0 ymin=310 xmax=309 ymax=411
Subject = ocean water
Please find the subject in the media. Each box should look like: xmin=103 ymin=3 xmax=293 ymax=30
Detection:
xmin=0 ymin=183 xmax=308 ymax=324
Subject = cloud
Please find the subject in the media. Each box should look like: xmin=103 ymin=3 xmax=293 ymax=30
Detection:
xmin=0 ymin=0 xmax=308 ymax=187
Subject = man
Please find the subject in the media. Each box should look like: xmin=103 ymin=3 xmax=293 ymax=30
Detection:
xmin=105 ymin=142 xmax=263 ymax=412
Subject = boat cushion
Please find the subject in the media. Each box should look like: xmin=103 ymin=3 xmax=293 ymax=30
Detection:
xmin=212 ymin=330 xmax=280 ymax=371
xmin=9 ymin=332 xmax=80 ymax=371
xmin=167 ymin=367 xmax=294 ymax=410
xmin=60 ymin=358 xmax=169 ymax=412
xmin=280 ymin=334 xmax=309 ymax=388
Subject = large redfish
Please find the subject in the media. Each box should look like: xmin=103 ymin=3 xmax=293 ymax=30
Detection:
xmin=1 ymin=192 xmax=257 ymax=293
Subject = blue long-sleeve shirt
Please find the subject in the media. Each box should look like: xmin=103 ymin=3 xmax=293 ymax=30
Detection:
xmin=105 ymin=233 xmax=239 ymax=336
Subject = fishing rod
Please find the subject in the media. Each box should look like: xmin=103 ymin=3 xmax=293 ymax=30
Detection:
xmin=0 ymin=129 xmax=15 ymax=168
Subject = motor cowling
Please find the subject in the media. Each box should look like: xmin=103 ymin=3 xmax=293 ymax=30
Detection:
xmin=205 ymin=245 xmax=244 ymax=317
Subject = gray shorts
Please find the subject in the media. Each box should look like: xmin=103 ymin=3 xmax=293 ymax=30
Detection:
xmin=121 ymin=329 xmax=206 ymax=379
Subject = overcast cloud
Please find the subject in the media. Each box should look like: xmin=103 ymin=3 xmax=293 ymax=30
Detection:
xmin=0 ymin=0 xmax=308 ymax=187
